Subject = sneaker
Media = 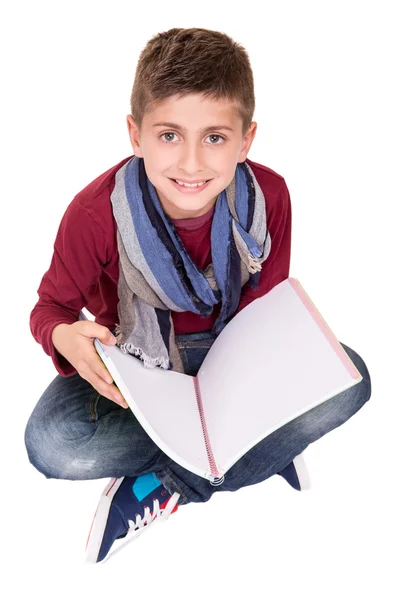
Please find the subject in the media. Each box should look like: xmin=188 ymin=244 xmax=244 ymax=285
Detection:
xmin=277 ymin=453 xmax=311 ymax=491
xmin=85 ymin=472 xmax=180 ymax=564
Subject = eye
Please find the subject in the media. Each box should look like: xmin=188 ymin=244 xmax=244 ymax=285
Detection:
xmin=206 ymin=134 xmax=225 ymax=144
xmin=160 ymin=132 xmax=178 ymax=143
xmin=159 ymin=132 xmax=225 ymax=144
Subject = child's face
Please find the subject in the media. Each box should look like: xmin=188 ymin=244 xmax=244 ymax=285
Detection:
xmin=126 ymin=93 xmax=257 ymax=219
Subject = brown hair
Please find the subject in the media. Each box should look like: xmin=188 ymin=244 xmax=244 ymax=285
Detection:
xmin=130 ymin=28 xmax=255 ymax=137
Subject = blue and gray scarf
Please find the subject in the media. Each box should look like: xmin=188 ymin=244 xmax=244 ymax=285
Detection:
xmin=111 ymin=156 xmax=271 ymax=373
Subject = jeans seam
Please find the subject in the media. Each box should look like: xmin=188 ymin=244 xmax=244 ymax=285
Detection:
xmin=89 ymin=389 xmax=100 ymax=424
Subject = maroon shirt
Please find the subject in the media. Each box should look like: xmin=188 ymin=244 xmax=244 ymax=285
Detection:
xmin=30 ymin=155 xmax=292 ymax=376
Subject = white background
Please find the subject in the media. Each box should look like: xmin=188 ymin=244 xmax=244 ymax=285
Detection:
xmin=1 ymin=0 xmax=398 ymax=597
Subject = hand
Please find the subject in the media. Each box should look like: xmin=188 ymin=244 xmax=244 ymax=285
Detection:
xmin=51 ymin=321 xmax=128 ymax=408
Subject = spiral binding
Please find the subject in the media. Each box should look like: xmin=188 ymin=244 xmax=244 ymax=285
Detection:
xmin=210 ymin=475 xmax=225 ymax=486
xmin=193 ymin=376 xmax=220 ymax=478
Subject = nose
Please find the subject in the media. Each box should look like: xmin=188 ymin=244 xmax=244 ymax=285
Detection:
xmin=177 ymin=141 xmax=205 ymax=176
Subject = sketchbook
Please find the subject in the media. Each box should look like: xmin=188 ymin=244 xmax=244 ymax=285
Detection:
xmin=78 ymin=278 xmax=362 ymax=485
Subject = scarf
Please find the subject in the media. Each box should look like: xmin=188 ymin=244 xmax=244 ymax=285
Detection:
xmin=111 ymin=156 xmax=271 ymax=374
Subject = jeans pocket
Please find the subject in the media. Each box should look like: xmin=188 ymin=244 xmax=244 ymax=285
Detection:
xmin=89 ymin=389 xmax=101 ymax=424
xmin=89 ymin=389 xmax=126 ymax=424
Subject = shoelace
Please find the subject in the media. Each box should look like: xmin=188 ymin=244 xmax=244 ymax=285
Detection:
xmin=128 ymin=493 xmax=178 ymax=530
xmin=104 ymin=492 xmax=180 ymax=562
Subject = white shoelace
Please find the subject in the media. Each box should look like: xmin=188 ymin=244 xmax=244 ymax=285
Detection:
xmin=128 ymin=491 xmax=180 ymax=530
xmin=104 ymin=492 xmax=180 ymax=562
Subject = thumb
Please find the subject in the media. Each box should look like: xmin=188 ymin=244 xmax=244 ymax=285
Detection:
xmin=97 ymin=325 xmax=117 ymax=345
xmin=80 ymin=321 xmax=117 ymax=344
xmin=106 ymin=330 xmax=117 ymax=345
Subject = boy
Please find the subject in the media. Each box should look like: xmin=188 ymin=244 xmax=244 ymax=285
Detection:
xmin=25 ymin=27 xmax=371 ymax=564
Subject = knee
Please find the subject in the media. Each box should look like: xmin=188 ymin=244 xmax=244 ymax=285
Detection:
xmin=24 ymin=412 xmax=54 ymax=479
xmin=340 ymin=343 xmax=372 ymax=407
xmin=24 ymin=409 xmax=90 ymax=480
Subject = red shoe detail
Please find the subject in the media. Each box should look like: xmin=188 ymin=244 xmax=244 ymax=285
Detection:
xmin=86 ymin=508 xmax=98 ymax=550
xmin=159 ymin=496 xmax=179 ymax=514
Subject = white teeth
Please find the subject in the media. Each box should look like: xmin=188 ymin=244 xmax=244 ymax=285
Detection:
xmin=175 ymin=179 xmax=207 ymax=187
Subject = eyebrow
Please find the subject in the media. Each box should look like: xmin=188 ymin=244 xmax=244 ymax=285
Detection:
xmin=152 ymin=122 xmax=234 ymax=133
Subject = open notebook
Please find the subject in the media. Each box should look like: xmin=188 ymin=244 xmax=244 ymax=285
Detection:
xmin=79 ymin=278 xmax=362 ymax=485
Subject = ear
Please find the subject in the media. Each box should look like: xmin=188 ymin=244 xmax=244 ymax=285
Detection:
xmin=238 ymin=121 xmax=257 ymax=163
xmin=126 ymin=114 xmax=144 ymax=157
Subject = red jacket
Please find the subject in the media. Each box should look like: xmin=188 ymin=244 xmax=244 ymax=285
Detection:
xmin=30 ymin=155 xmax=292 ymax=376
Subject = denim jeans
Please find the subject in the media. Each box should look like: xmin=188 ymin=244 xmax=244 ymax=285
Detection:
xmin=24 ymin=330 xmax=371 ymax=505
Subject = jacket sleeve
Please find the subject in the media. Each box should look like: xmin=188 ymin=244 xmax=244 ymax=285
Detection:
xmin=236 ymin=179 xmax=292 ymax=312
xmin=29 ymin=200 xmax=107 ymax=377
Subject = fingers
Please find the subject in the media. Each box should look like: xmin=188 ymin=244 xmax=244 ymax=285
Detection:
xmin=88 ymin=371 xmax=128 ymax=408
xmin=79 ymin=355 xmax=128 ymax=407
xmin=90 ymin=352 xmax=114 ymax=385
xmin=88 ymin=346 xmax=128 ymax=408
xmin=76 ymin=328 xmax=128 ymax=408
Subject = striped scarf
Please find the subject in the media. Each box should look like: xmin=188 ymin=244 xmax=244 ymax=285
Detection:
xmin=111 ymin=156 xmax=271 ymax=373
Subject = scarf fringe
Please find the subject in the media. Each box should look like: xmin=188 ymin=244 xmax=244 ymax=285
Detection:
xmin=247 ymin=253 xmax=263 ymax=273
xmin=114 ymin=323 xmax=123 ymax=343
xmin=119 ymin=342 xmax=170 ymax=370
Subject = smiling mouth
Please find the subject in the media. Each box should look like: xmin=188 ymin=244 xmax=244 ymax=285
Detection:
xmin=169 ymin=178 xmax=211 ymax=185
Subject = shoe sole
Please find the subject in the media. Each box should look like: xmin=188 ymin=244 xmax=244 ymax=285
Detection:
xmin=85 ymin=477 xmax=125 ymax=564
xmin=293 ymin=453 xmax=312 ymax=490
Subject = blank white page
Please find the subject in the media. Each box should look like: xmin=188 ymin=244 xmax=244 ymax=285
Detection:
xmin=94 ymin=339 xmax=211 ymax=478
xmin=197 ymin=278 xmax=362 ymax=474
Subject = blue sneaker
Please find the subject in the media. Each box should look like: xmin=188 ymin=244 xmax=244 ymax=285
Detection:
xmin=85 ymin=473 xmax=180 ymax=564
xmin=277 ymin=453 xmax=311 ymax=491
